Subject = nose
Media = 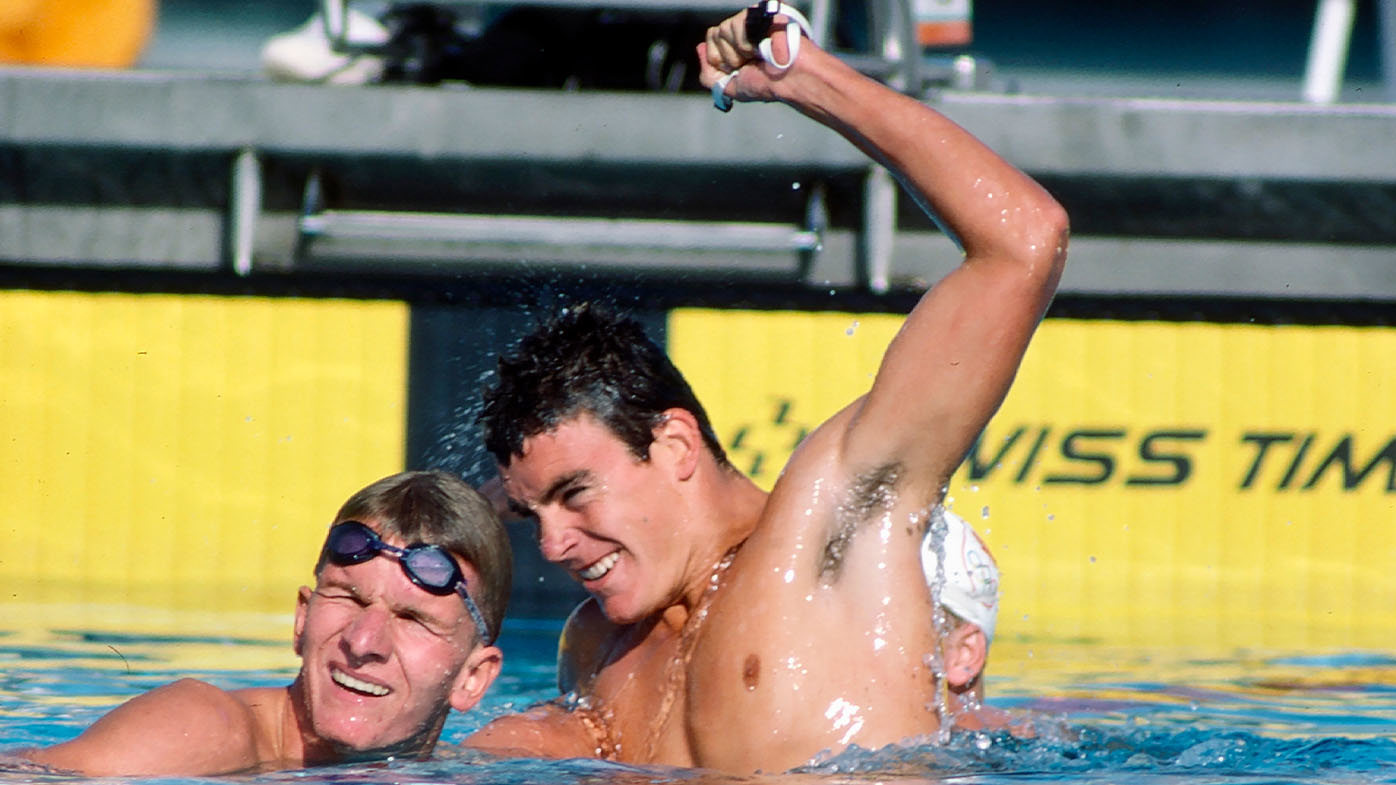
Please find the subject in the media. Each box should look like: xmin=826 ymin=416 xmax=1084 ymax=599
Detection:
xmin=535 ymin=508 xmax=579 ymax=564
xmin=340 ymin=603 xmax=392 ymax=665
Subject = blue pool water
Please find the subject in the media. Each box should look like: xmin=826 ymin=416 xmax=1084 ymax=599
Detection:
xmin=3 ymin=616 xmax=1395 ymax=784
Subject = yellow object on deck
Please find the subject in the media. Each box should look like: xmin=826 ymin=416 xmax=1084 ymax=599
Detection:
xmin=0 ymin=0 xmax=156 ymax=68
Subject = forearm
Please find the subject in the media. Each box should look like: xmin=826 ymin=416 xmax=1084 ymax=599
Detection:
xmin=5 ymin=748 xmax=69 ymax=774
xmin=465 ymin=702 xmax=606 ymax=760
xmin=770 ymin=46 xmax=1067 ymax=269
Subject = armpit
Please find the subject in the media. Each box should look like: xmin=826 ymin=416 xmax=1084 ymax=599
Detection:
xmin=818 ymin=462 xmax=903 ymax=580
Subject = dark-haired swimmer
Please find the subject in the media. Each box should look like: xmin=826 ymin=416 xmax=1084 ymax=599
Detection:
xmin=466 ymin=2 xmax=1068 ymax=773
xmin=13 ymin=471 xmax=510 ymax=776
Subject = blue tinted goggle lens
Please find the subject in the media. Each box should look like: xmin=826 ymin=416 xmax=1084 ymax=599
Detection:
xmin=322 ymin=520 xmax=492 ymax=644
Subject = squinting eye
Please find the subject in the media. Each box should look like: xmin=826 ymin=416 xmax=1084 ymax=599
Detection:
xmin=398 ymin=611 xmax=445 ymax=636
xmin=318 ymin=590 xmax=362 ymax=606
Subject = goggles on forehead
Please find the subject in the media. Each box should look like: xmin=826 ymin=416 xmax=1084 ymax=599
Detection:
xmin=322 ymin=520 xmax=493 ymax=645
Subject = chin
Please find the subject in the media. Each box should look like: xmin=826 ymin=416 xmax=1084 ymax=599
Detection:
xmin=331 ymin=727 xmax=430 ymax=759
xmin=598 ymin=595 xmax=654 ymax=626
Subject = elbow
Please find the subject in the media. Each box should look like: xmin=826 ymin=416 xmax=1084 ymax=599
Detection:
xmin=1021 ymin=201 xmax=1069 ymax=292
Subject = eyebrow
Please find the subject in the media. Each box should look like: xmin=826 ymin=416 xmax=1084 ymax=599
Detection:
xmin=541 ymin=469 xmax=592 ymax=505
xmin=319 ymin=574 xmax=458 ymax=632
xmin=506 ymin=468 xmax=593 ymax=519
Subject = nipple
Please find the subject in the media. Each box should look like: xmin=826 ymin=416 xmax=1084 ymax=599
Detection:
xmin=742 ymin=654 xmax=761 ymax=691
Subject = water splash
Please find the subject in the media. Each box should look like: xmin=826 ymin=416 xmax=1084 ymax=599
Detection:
xmin=922 ymin=505 xmax=952 ymax=742
xmin=800 ymin=725 xmax=1396 ymax=780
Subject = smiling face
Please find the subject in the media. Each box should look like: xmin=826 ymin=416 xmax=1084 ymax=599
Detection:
xmin=291 ymin=522 xmax=500 ymax=758
xmin=500 ymin=414 xmax=694 ymax=625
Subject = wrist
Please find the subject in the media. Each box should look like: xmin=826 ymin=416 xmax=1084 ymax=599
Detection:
xmin=770 ymin=45 xmax=847 ymax=108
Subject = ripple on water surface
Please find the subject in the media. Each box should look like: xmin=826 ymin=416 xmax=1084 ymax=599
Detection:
xmin=2 ymin=615 xmax=1394 ymax=785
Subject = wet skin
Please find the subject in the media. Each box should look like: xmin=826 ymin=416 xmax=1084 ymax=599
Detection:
xmin=473 ymin=10 xmax=1066 ymax=773
xmin=18 ymin=519 xmax=502 ymax=776
xmin=292 ymin=521 xmax=500 ymax=757
xmin=500 ymin=408 xmax=944 ymax=771
xmin=501 ymin=415 xmax=728 ymax=628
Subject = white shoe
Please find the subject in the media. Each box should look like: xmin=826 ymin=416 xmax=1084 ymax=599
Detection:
xmin=261 ymin=8 xmax=390 ymax=84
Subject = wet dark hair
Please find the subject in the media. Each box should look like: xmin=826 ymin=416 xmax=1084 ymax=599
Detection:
xmin=480 ymin=303 xmax=728 ymax=467
xmin=321 ymin=471 xmax=512 ymax=644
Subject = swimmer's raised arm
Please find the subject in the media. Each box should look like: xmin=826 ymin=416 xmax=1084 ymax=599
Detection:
xmin=701 ymin=12 xmax=1068 ymax=499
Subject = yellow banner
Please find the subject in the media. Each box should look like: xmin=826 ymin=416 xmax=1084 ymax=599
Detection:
xmin=0 ymin=290 xmax=409 ymax=617
xmin=669 ymin=309 xmax=1396 ymax=651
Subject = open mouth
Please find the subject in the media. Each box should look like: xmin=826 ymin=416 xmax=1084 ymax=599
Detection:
xmin=331 ymin=667 xmax=390 ymax=697
xmin=578 ymin=550 xmax=620 ymax=581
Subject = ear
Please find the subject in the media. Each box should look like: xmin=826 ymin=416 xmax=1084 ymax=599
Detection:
xmin=449 ymin=644 xmax=504 ymax=713
xmin=650 ymin=408 xmax=703 ymax=481
xmin=942 ymin=622 xmax=988 ymax=692
xmin=293 ymin=585 xmax=312 ymax=657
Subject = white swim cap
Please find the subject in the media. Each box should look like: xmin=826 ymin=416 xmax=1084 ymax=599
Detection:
xmin=920 ymin=508 xmax=999 ymax=641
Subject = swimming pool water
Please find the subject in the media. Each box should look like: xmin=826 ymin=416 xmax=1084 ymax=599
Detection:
xmin=2 ymin=611 xmax=1394 ymax=785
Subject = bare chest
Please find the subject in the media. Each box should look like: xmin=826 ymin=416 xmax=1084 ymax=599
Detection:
xmin=680 ymin=519 xmax=943 ymax=771
xmin=586 ymin=625 xmax=694 ymax=766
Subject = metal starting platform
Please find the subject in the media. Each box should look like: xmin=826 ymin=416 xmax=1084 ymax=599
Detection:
xmin=2 ymin=0 xmax=1395 ymax=301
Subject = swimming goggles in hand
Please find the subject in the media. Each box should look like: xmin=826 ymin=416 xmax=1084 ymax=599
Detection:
xmin=713 ymin=0 xmax=815 ymax=112
xmin=323 ymin=520 xmax=493 ymax=644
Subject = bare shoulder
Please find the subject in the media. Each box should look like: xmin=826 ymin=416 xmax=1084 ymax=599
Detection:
xmin=557 ymin=597 xmax=619 ymax=694
xmin=22 ymin=678 xmax=266 ymax=776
